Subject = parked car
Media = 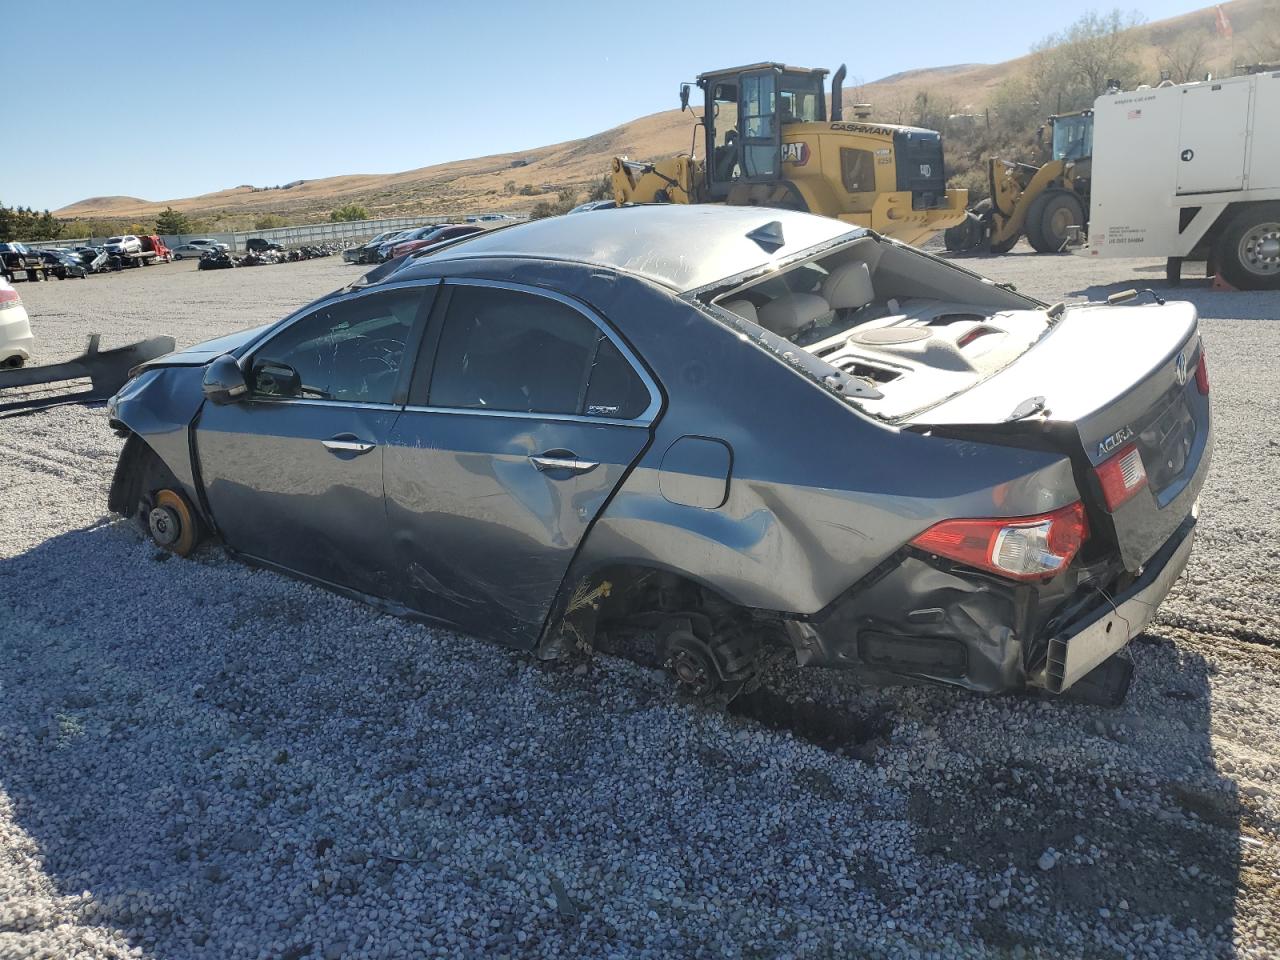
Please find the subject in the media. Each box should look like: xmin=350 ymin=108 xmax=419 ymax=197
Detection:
xmin=173 ymin=243 xmax=215 ymax=260
xmin=388 ymin=224 xmax=482 ymax=259
xmin=72 ymin=246 xmax=110 ymax=272
xmin=374 ymin=226 xmax=445 ymax=262
xmin=104 ymin=235 xmax=142 ymax=256
xmin=465 ymin=214 xmax=516 ymax=223
xmin=35 ymin=249 xmax=89 ymax=279
xmin=0 ymin=277 xmax=35 ymax=368
xmin=0 ymin=243 xmax=44 ymax=283
xmin=568 ymin=200 xmax=617 ymax=214
xmin=245 ymin=238 xmax=285 ymax=254
xmin=106 ymin=205 xmax=1211 ymax=706
xmin=344 ymin=230 xmax=413 ymax=265
xmin=187 ymin=238 xmax=230 ymax=255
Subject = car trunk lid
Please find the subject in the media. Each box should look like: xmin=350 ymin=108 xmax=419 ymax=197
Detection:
xmin=908 ymin=301 xmax=1210 ymax=571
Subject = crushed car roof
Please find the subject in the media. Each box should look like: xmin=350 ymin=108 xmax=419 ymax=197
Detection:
xmin=401 ymin=205 xmax=862 ymax=292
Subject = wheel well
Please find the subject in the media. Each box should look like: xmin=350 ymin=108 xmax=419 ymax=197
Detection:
xmin=538 ymin=563 xmax=767 ymax=660
xmin=1185 ymin=201 xmax=1264 ymax=261
xmin=107 ymin=433 xmax=182 ymax=522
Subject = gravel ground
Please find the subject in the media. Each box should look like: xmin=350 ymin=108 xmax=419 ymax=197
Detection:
xmin=1 ymin=249 xmax=1278 ymax=959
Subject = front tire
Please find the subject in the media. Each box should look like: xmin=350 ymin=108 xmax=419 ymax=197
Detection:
xmin=1025 ymin=189 xmax=1085 ymax=253
xmin=1214 ymin=202 xmax=1280 ymax=290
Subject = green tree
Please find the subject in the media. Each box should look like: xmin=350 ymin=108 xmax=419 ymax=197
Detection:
xmin=155 ymin=206 xmax=192 ymax=235
xmin=254 ymin=213 xmax=289 ymax=230
xmin=0 ymin=202 xmax=64 ymax=242
xmin=586 ymin=176 xmax=613 ymax=202
xmin=329 ymin=204 xmax=370 ymax=222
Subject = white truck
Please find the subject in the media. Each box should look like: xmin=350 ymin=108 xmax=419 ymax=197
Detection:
xmin=1078 ymin=66 xmax=1279 ymax=290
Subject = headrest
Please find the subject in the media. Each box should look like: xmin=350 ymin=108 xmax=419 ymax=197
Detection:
xmin=720 ymin=299 xmax=758 ymax=324
xmin=822 ymin=260 xmax=875 ymax=310
xmin=757 ymin=292 xmax=831 ymax=339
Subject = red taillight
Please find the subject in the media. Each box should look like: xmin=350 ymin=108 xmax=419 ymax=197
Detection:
xmin=1095 ymin=442 xmax=1148 ymax=511
xmin=909 ymin=501 xmax=1089 ymax=582
xmin=1194 ymin=347 xmax=1209 ymax=395
xmin=0 ymin=287 xmax=20 ymax=309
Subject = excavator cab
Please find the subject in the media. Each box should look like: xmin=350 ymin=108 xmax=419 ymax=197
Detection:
xmin=696 ymin=64 xmax=828 ymax=198
xmin=1049 ymin=111 xmax=1094 ymax=162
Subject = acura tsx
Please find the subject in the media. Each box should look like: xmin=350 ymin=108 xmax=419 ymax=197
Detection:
xmin=107 ymin=205 xmax=1210 ymax=704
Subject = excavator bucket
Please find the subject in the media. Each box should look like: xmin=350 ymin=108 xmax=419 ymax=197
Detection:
xmin=0 ymin=334 xmax=175 ymax=416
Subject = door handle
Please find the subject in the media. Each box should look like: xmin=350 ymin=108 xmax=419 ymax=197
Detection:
xmin=530 ymin=453 xmax=599 ymax=475
xmin=322 ymin=437 xmax=376 ymax=455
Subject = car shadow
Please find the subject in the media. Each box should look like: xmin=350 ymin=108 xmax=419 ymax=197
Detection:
xmin=0 ymin=522 xmax=1251 ymax=957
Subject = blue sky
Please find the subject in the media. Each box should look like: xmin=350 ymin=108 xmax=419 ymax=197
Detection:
xmin=5 ymin=0 xmax=1211 ymax=211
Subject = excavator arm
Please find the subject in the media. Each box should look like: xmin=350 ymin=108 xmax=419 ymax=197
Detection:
xmin=611 ymin=155 xmax=701 ymax=206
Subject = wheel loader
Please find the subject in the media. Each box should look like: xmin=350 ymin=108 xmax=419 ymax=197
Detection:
xmin=944 ymin=111 xmax=1092 ymax=254
xmin=611 ymin=63 xmax=967 ymax=247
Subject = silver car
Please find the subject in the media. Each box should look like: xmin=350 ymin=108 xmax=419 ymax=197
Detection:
xmin=106 ymin=206 xmax=1210 ymax=704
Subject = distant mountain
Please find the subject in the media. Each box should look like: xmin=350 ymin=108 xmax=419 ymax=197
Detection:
xmin=56 ymin=0 xmax=1274 ymax=223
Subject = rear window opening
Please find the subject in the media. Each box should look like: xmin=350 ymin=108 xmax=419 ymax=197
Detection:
xmin=701 ymin=235 xmax=1057 ymax=420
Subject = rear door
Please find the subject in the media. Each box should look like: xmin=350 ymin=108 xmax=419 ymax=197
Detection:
xmin=195 ymin=283 xmax=434 ymax=598
xmin=383 ymin=279 xmax=660 ymax=647
xmin=1176 ymin=81 xmax=1251 ymax=194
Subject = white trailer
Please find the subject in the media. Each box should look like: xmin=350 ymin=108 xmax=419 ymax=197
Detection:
xmin=1078 ymin=68 xmax=1280 ymax=289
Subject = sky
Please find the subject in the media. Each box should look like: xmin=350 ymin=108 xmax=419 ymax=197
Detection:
xmin=4 ymin=0 xmax=1214 ymax=212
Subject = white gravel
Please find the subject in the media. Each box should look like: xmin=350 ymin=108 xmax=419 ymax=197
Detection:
xmin=1 ymin=251 xmax=1278 ymax=959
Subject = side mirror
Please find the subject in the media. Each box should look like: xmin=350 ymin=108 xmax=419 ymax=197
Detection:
xmin=248 ymin=359 xmax=301 ymax=398
xmin=680 ymin=83 xmax=690 ymax=112
xmin=201 ymin=354 xmax=249 ymax=404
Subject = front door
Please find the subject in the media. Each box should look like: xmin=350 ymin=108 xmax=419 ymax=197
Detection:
xmin=738 ymin=68 xmax=781 ymax=183
xmin=383 ymin=280 xmax=659 ymax=647
xmin=195 ymin=284 xmax=432 ymax=598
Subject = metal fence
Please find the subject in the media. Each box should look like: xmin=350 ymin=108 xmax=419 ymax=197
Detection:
xmin=27 ymin=212 xmax=527 ymax=254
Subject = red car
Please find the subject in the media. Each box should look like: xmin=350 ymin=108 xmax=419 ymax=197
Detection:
xmin=389 ymin=224 xmax=482 ymax=259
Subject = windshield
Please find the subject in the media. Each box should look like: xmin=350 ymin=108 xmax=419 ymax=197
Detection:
xmin=107 ymin=237 xmax=123 ymax=243
xmin=779 ymin=72 xmax=825 ymax=123
xmin=1052 ymin=114 xmax=1093 ymax=161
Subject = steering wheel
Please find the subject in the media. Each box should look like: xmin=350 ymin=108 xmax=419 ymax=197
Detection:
xmin=357 ymin=337 xmax=404 ymax=372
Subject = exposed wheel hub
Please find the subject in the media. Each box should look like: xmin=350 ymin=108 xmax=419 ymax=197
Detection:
xmin=663 ymin=633 xmax=719 ymax=698
xmin=1240 ymin=223 xmax=1280 ymax=276
xmin=148 ymin=505 xmax=181 ymax=546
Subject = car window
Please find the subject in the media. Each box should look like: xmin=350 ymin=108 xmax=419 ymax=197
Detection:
xmin=422 ymin=285 xmax=646 ymax=418
xmin=583 ymin=338 xmax=649 ymax=419
xmin=250 ymin=287 xmax=425 ymax=404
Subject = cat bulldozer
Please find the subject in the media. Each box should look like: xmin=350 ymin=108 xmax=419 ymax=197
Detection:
xmin=611 ymin=63 xmax=967 ymax=247
xmin=944 ymin=110 xmax=1093 ymax=254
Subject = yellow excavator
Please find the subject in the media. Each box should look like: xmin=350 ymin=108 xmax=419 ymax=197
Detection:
xmin=944 ymin=110 xmax=1093 ymax=254
xmin=611 ymin=63 xmax=967 ymax=247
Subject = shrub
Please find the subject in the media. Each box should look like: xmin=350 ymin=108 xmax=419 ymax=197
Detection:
xmin=329 ymin=204 xmax=370 ymax=222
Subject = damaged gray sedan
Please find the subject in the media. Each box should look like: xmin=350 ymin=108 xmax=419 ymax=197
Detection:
xmin=107 ymin=205 xmax=1211 ymax=704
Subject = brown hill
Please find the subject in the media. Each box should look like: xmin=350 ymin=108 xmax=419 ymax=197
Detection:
xmin=56 ymin=0 xmax=1275 ymax=224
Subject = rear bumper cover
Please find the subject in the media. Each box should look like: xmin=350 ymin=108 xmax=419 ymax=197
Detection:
xmin=1044 ymin=509 xmax=1196 ymax=693
xmin=785 ymin=509 xmax=1197 ymax=696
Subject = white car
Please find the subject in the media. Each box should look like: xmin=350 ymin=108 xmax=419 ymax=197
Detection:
xmin=0 ymin=278 xmax=35 ymax=368
xmin=187 ymin=238 xmax=230 ymax=254
xmin=104 ymin=235 xmax=142 ymax=255
xmin=173 ymin=243 xmax=218 ymax=260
